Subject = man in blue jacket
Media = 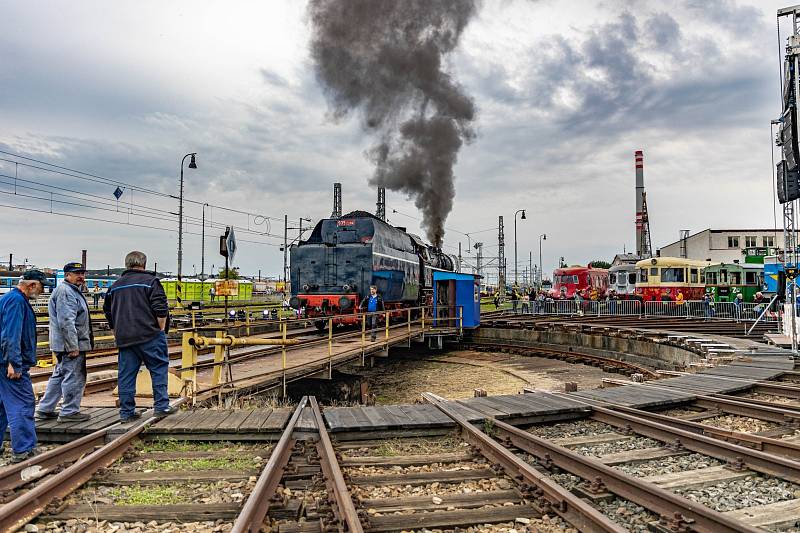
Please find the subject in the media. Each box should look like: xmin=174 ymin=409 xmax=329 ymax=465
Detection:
xmin=36 ymin=262 xmax=94 ymax=423
xmin=0 ymin=270 xmax=51 ymax=462
xmin=103 ymin=251 xmax=175 ymax=422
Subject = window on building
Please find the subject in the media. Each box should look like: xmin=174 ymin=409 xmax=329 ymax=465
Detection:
xmin=763 ymin=236 xmax=775 ymax=247
xmin=660 ymin=268 xmax=685 ymax=283
xmin=728 ymin=236 xmax=740 ymax=248
xmin=745 ymin=236 xmax=757 ymax=248
xmin=650 ymin=267 xmax=658 ymax=276
xmin=706 ymin=271 xmax=717 ymax=285
xmin=690 ymin=268 xmax=699 ymax=283
xmin=639 ymin=269 xmax=648 ymax=282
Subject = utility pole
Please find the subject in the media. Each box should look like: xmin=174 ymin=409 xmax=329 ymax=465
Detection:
xmin=474 ymin=242 xmax=483 ymax=280
xmin=458 ymin=242 xmax=462 ymax=272
xmin=283 ymin=214 xmax=288 ymax=285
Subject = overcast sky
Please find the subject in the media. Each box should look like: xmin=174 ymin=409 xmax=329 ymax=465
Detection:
xmin=0 ymin=0 xmax=791 ymax=281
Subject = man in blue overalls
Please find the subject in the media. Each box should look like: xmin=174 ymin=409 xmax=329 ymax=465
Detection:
xmin=359 ymin=285 xmax=385 ymax=342
xmin=0 ymin=270 xmax=51 ymax=462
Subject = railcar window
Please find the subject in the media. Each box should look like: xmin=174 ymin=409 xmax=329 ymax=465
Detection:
xmin=609 ymin=273 xmax=617 ymax=284
xmin=690 ymin=268 xmax=698 ymax=283
xmin=745 ymin=271 xmax=757 ymax=285
xmin=660 ymin=268 xmax=685 ymax=283
xmin=650 ymin=267 xmax=658 ymax=277
xmin=639 ymin=269 xmax=648 ymax=282
xmin=628 ymin=273 xmax=637 ymax=285
xmin=730 ymin=272 xmax=741 ymax=285
xmin=720 ymin=270 xmax=728 ymax=284
xmin=706 ymin=272 xmax=717 ymax=285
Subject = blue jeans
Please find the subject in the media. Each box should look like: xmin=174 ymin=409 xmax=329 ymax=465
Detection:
xmin=0 ymin=370 xmax=37 ymax=453
xmin=118 ymin=332 xmax=169 ymax=418
xmin=37 ymin=352 xmax=87 ymax=416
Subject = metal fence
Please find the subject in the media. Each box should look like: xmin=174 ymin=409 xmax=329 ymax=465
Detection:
xmin=517 ymin=299 xmax=782 ymax=323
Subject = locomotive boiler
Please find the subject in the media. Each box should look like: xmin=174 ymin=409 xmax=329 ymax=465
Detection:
xmin=289 ymin=211 xmax=458 ymax=326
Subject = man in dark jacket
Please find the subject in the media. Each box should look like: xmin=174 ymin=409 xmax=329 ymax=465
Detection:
xmin=359 ymin=285 xmax=385 ymax=341
xmin=37 ymin=262 xmax=94 ymax=422
xmin=0 ymin=270 xmax=51 ymax=462
xmin=103 ymin=251 xmax=174 ymax=422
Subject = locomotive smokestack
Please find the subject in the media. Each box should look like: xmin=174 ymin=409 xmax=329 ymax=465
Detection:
xmin=332 ymin=182 xmax=342 ymax=219
xmin=635 ymin=151 xmax=644 ymax=257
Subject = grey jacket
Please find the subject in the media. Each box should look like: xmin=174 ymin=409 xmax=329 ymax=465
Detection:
xmin=48 ymin=281 xmax=93 ymax=353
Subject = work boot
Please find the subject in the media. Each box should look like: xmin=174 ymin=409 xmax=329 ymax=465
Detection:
xmin=10 ymin=449 xmax=37 ymax=464
xmin=35 ymin=410 xmax=58 ymax=420
xmin=120 ymin=412 xmax=142 ymax=424
xmin=58 ymin=412 xmax=91 ymax=423
xmin=154 ymin=406 xmax=179 ymax=419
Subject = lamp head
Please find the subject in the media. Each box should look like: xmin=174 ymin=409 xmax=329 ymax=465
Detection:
xmin=521 ymin=210 xmax=526 ymax=220
xmin=188 ymin=154 xmax=197 ymax=169
xmin=543 ymin=234 xmax=547 ymax=240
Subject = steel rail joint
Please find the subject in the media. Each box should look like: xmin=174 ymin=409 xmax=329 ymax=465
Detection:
xmin=422 ymin=393 xmax=626 ymax=533
xmin=489 ymin=416 xmax=761 ymax=533
xmin=232 ymin=397 xmax=308 ymax=533
xmin=309 ymin=397 xmax=363 ymax=533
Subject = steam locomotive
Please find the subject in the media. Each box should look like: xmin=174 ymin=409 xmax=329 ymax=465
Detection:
xmin=289 ymin=211 xmax=458 ymax=326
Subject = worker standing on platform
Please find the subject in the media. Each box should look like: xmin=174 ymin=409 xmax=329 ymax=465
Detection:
xmin=36 ymin=262 xmax=94 ymax=423
xmin=0 ymin=270 xmax=51 ymax=463
xmin=103 ymin=251 xmax=175 ymax=422
xmin=359 ymin=285 xmax=384 ymax=342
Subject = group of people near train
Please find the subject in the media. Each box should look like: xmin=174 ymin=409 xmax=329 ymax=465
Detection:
xmin=0 ymin=251 xmax=175 ymax=463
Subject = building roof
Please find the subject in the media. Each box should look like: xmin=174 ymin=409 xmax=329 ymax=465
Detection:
xmin=659 ymin=228 xmax=784 ymax=250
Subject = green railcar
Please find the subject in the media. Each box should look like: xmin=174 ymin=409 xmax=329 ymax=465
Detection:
xmin=704 ymin=263 xmax=764 ymax=302
xmin=161 ymin=278 xmax=254 ymax=302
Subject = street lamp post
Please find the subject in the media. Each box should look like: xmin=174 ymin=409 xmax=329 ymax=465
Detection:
xmin=538 ymin=234 xmax=547 ymax=285
xmin=514 ymin=209 xmax=526 ymax=286
xmin=177 ymin=152 xmax=197 ymax=308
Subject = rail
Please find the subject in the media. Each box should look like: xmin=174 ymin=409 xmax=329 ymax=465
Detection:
xmin=309 ymin=396 xmax=363 ymax=533
xmin=424 ymin=392 xmax=761 ymax=533
xmin=0 ymin=398 xmax=187 ymax=531
xmin=423 ymin=392 xmax=627 ymax=533
xmin=232 ymin=397 xmax=307 ymax=533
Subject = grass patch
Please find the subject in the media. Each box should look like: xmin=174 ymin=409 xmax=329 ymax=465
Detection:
xmin=109 ymin=484 xmax=188 ymax=506
xmin=139 ymin=456 xmax=259 ymax=472
xmin=371 ymin=435 xmax=463 ymax=457
xmin=135 ymin=439 xmax=234 ymax=453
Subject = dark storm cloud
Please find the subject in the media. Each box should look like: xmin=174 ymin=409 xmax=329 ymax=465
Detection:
xmin=308 ymin=0 xmax=480 ymax=246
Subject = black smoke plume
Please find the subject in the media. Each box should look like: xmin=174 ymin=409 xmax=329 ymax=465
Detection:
xmin=308 ymin=0 xmax=479 ymax=246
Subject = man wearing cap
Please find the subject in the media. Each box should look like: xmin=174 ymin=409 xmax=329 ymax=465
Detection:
xmin=0 ymin=270 xmax=51 ymax=462
xmin=36 ymin=262 xmax=94 ymax=423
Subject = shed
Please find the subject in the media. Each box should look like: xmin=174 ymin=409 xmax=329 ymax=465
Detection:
xmin=432 ymin=271 xmax=481 ymax=329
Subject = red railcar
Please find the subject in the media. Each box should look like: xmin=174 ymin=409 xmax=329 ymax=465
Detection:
xmin=551 ymin=266 xmax=610 ymax=299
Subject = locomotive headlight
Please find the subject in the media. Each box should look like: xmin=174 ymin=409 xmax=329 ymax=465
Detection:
xmin=338 ymin=296 xmax=352 ymax=310
xmin=229 ymin=310 xmax=236 ymax=318
xmin=302 ymin=284 xmax=310 ymax=291
xmin=342 ymin=284 xmax=351 ymax=292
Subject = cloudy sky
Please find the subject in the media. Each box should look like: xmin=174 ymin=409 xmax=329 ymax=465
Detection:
xmin=0 ymin=0 xmax=790 ymax=281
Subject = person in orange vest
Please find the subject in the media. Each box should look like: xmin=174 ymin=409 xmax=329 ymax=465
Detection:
xmin=676 ymin=291 xmax=685 ymax=305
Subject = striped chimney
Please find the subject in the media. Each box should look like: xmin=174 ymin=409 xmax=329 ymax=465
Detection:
xmin=635 ymin=150 xmax=645 ymax=257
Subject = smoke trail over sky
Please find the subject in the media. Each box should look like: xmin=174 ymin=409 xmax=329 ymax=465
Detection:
xmin=308 ymin=0 xmax=479 ymax=246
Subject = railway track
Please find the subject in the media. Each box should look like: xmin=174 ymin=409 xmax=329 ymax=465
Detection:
xmin=465 ymin=340 xmax=661 ymax=379
xmin=8 ymin=390 xmax=800 ymax=531
xmin=483 ymin=313 xmax=780 ymax=340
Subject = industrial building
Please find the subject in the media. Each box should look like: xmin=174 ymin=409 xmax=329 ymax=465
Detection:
xmin=658 ymin=229 xmax=786 ymax=263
